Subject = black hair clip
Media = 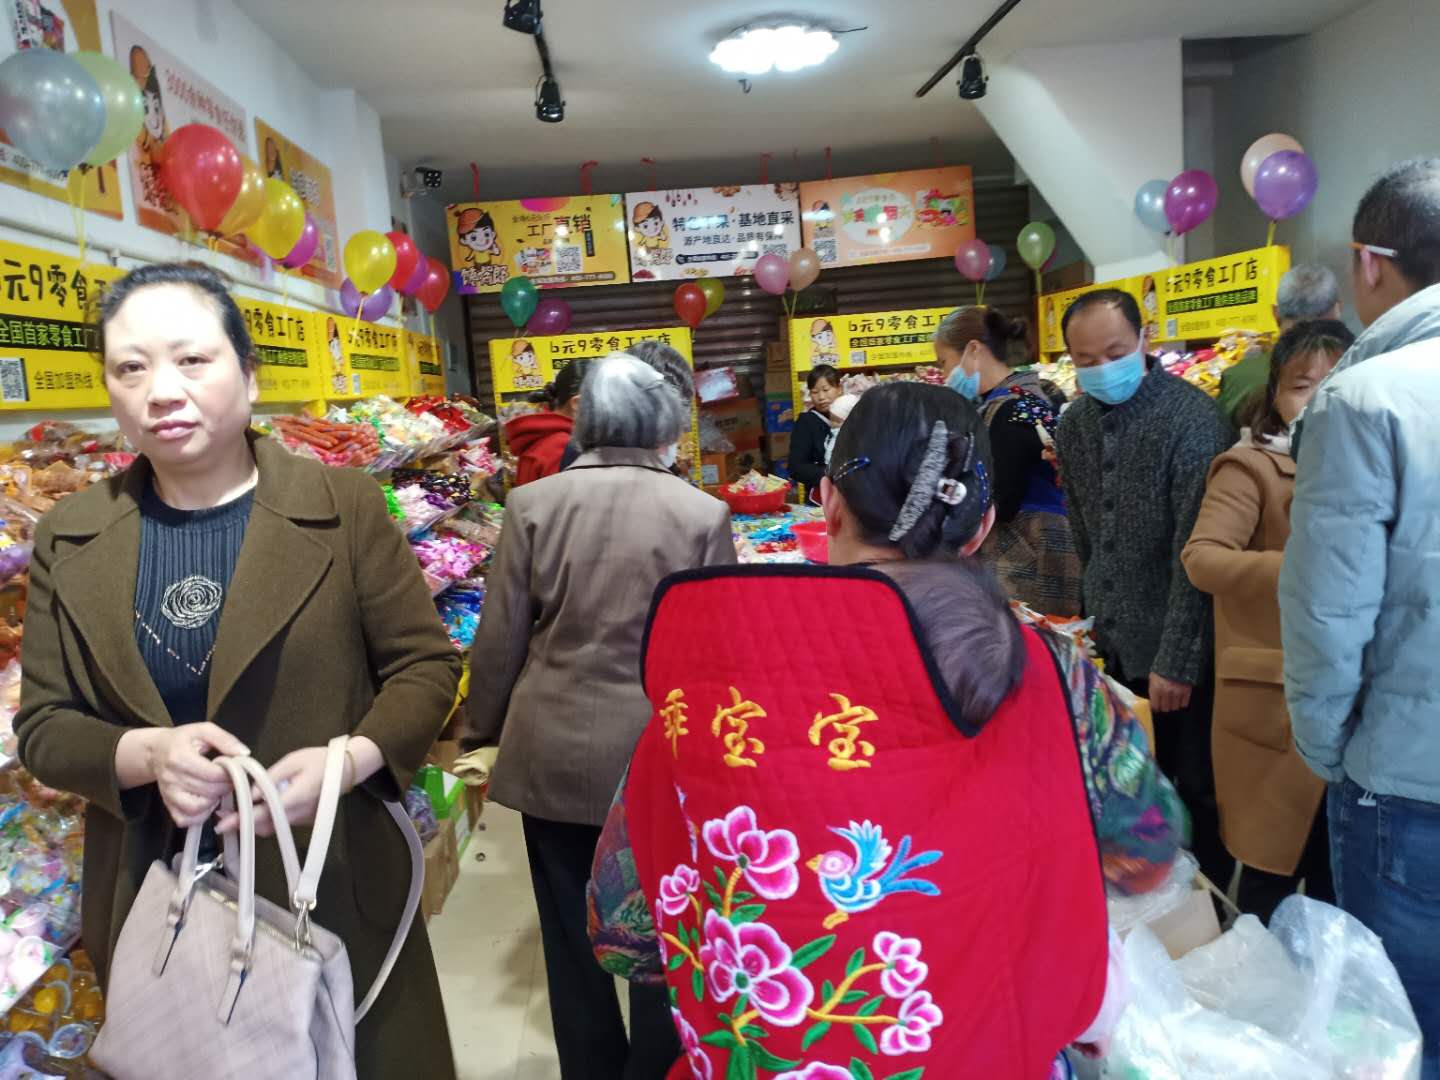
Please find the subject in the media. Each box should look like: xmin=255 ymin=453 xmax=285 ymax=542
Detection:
xmin=828 ymin=455 xmax=870 ymax=484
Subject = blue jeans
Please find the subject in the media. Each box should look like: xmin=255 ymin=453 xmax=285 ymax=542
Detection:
xmin=1330 ymin=779 xmax=1440 ymax=1078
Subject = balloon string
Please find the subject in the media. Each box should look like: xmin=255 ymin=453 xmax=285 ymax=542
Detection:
xmin=1266 ymin=220 xmax=1277 ymax=248
xmin=470 ymin=162 xmax=481 ymax=201
xmin=350 ymin=308 xmax=363 ymax=349
xmin=579 ymin=160 xmax=598 ymax=196
xmin=68 ymin=169 xmax=88 ymax=266
xmin=976 ymin=282 xmax=985 ymax=308
xmin=824 ymin=146 xmax=833 ymax=181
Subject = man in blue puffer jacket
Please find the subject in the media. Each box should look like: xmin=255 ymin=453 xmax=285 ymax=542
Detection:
xmin=1281 ymin=158 xmax=1440 ymax=1077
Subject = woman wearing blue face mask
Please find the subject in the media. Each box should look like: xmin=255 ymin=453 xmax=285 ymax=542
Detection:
xmin=935 ymin=306 xmax=1081 ymax=615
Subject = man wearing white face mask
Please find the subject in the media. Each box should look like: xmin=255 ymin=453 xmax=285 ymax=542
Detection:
xmin=1056 ymin=290 xmax=1235 ymax=891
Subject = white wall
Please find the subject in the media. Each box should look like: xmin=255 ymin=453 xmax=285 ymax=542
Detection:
xmin=979 ymin=38 xmax=1184 ymax=280
xmin=0 ymin=0 xmax=464 ymax=431
xmin=1203 ymin=0 xmax=1440 ymax=314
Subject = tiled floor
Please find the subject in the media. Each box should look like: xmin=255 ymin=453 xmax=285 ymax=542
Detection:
xmin=431 ymin=803 xmax=630 ymax=1080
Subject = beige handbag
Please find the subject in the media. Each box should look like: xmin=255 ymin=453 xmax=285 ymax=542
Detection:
xmin=90 ymin=736 xmax=423 ymax=1080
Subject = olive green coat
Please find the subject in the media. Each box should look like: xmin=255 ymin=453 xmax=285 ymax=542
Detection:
xmin=15 ymin=434 xmax=460 ymax=1079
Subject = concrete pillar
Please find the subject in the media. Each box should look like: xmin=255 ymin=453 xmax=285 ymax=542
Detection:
xmin=976 ymin=38 xmax=1185 ymax=280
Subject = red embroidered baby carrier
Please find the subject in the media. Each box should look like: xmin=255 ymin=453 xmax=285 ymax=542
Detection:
xmin=625 ymin=566 xmax=1107 ymax=1080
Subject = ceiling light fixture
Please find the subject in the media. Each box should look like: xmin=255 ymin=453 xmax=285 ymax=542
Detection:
xmin=710 ymin=24 xmax=839 ymax=76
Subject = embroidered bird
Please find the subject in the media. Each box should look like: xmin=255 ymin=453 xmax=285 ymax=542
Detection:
xmin=807 ymin=820 xmax=942 ymax=929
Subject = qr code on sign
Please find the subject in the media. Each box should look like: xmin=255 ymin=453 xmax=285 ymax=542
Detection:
xmin=849 ymin=350 xmax=867 ymax=365
xmin=814 ymin=240 xmax=838 ymax=265
xmin=0 ymin=358 xmax=27 ymax=403
xmin=761 ymin=243 xmax=788 ymax=259
xmin=554 ymin=246 xmax=582 ymax=274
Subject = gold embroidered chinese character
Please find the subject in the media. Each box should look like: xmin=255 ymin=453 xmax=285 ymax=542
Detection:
xmin=711 ymin=686 xmax=766 ymax=768
xmin=661 ymin=688 xmax=689 ymax=757
xmin=809 ymin=693 xmax=878 ymax=771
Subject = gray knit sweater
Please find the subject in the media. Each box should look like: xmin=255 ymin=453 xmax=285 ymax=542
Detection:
xmin=1056 ymin=366 xmax=1234 ymax=685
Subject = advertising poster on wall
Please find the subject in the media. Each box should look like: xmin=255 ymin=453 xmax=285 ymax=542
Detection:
xmin=110 ymin=12 xmax=250 ymax=252
xmin=0 ymin=237 xmax=121 ymax=409
xmin=799 ymin=167 xmax=975 ymax=269
xmin=789 ymin=308 xmax=952 ymax=372
xmin=255 ymin=119 xmax=339 ymax=288
xmin=624 ymin=184 xmax=801 ymax=281
xmin=314 ymin=313 xmax=405 ymax=401
xmin=237 ymin=296 xmax=322 ymax=403
xmin=445 ymin=195 xmax=630 ymax=295
xmin=0 ymin=0 xmax=123 ymax=218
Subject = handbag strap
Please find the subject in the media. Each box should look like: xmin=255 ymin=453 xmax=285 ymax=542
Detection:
xmin=291 ymin=735 xmax=426 ymax=1023
xmin=214 ymin=757 xmax=257 ymax=1024
xmin=220 ymin=756 xmax=302 ymax=899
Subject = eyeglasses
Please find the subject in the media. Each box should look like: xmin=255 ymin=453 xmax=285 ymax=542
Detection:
xmin=1350 ymin=240 xmax=1399 ymax=258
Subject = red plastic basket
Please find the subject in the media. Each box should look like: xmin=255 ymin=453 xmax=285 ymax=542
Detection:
xmin=791 ymin=520 xmax=829 ymax=563
xmin=720 ymin=483 xmax=791 ymax=515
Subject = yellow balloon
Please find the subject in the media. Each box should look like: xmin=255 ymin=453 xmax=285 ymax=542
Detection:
xmin=217 ymin=155 xmax=266 ymax=238
xmin=250 ymin=178 xmax=306 ymax=259
xmin=344 ymin=230 xmax=398 ymax=295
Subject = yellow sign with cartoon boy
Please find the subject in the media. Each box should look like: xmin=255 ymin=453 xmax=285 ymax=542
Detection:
xmin=446 ymin=195 xmax=631 ymax=295
xmin=789 ymin=308 xmax=954 ymax=373
xmin=313 ymin=313 xmax=406 ymax=400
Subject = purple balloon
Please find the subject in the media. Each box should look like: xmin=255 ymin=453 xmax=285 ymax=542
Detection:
xmin=280 ymin=213 xmax=320 ymax=269
xmin=1253 ymin=150 xmax=1318 ymax=221
xmin=752 ymin=252 xmax=790 ymax=296
xmin=400 ymin=254 xmax=430 ymax=296
xmin=526 ymin=298 xmax=573 ymax=336
xmin=340 ymin=279 xmax=394 ymax=322
xmin=1163 ymin=170 xmax=1219 ymax=236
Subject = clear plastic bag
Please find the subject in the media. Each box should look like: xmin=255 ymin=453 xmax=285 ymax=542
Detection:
xmin=1104 ymin=896 xmax=1421 ymax=1078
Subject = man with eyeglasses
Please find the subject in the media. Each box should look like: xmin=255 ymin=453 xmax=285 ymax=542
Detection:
xmin=1281 ymin=158 xmax=1440 ymax=1076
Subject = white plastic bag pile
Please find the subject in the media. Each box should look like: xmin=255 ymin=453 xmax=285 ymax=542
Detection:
xmin=1103 ymin=895 xmax=1422 ymax=1078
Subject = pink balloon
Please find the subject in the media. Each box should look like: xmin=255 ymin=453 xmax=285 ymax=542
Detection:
xmin=400 ymin=253 xmax=431 ymax=296
xmin=753 ymin=252 xmax=790 ymax=296
xmin=954 ymin=238 xmax=992 ymax=282
xmin=340 ymin=279 xmax=394 ymax=321
xmin=526 ymin=298 xmax=573 ymax=335
xmin=280 ymin=213 xmax=320 ymax=269
xmin=1164 ymin=170 xmax=1219 ymax=236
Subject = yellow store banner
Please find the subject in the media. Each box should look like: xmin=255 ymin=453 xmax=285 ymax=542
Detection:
xmin=1039 ymin=246 xmax=1289 ymax=354
xmin=237 ymin=297 xmax=321 ymax=403
xmin=447 ymin=195 xmax=631 ymax=295
xmin=488 ymin=326 xmax=692 ymax=395
xmin=789 ymin=308 xmax=952 ymax=373
xmin=315 ymin=314 xmax=406 ymax=400
xmin=1158 ymin=246 xmax=1290 ymax=341
xmin=0 ymin=240 xmax=120 ymax=410
xmin=407 ymin=332 xmax=446 ymax=396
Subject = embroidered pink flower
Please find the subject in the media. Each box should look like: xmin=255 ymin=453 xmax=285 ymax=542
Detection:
xmin=659 ymin=865 xmax=701 ymax=916
xmin=701 ymin=806 xmax=801 ymax=900
xmin=699 ymin=909 xmax=814 ymax=1026
xmin=873 ymin=931 xmax=929 ymax=999
xmin=880 ymin=990 xmax=944 ymax=1056
xmin=774 ymin=1066 xmax=851 ymax=1080
xmin=671 ymin=1009 xmax=713 ymax=1080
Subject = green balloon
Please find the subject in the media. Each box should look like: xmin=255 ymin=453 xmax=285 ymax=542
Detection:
xmin=696 ymin=277 xmax=725 ymax=318
xmin=72 ymin=51 xmax=145 ymax=168
xmin=500 ymin=275 xmax=539 ymax=329
xmin=1016 ymin=221 xmax=1056 ymax=271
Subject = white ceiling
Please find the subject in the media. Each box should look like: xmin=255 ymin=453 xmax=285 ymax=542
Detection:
xmin=234 ymin=0 xmax=1366 ymax=201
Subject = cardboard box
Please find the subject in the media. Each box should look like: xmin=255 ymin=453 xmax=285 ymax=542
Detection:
xmin=700 ymin=452 xmax=728 ymax=488
xmin=1146 ymin=889 xmax=1222 ymax=960
xmin=765 ymin=341 xmax=789 ymax=371
xmin=701 ymin=450 xmax=760 ymax=487
xmin=766 ymin=432 xmax=791 ymax=460
xmin=763 ymin=395 xmax=795 ymax=434
xmin=703 ymin=398 xmax=763 ymax=451
xmin=764 ymin=369 xmax=794 ymax=397
xmin=421 ymin=817 xmax=460 ymax=921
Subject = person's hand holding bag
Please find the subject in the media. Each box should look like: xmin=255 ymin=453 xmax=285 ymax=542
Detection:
xmin=215 ymin=735 xmax=385 ymax=837
xmin=115 ymin=723 xmax=251 ymax=828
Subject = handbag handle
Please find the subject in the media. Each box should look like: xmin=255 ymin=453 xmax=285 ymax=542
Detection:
xmin=219 ymin=756 xmax=302 ymax=899
xmin=214 ymin=756 xmax=258 ymax=1023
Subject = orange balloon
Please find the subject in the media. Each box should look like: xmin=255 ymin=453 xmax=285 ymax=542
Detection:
xmin=217 ymin=155 xmax=266 ymax=237
xmin=789 ymin=248 xmax=821 ymax=291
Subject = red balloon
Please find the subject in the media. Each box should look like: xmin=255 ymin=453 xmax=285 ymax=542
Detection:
xmin=417 ymin=257 xmax=451 ymax=313
xmin=159 ymin=124 xmax=243 ymax=232
xmin=674 ymin=282 xmax=706 ymax=330
xmin=386 ymin=231 xmax=420 ymax=291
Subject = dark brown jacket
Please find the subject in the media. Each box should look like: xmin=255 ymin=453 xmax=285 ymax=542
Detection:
xmin=464 ymin=448 xmax=736 ymax=825
xmin=1182 ymin=440 xmax=1323 ymax=876
xmin=15 ymin=434 xmax=460 ymax=1080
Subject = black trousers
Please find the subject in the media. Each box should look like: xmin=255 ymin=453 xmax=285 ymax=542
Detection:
xmin=1115 ymin=666 xmax=1235 ymax=894
xmin=1236 ymin=810 xmax=1335 ymax=924
xmin=521 ymin=814 xmax=680 ymax=1080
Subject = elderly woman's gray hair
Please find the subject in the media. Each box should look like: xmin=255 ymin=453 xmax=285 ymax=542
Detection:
xmin=575 ymin=352 xmax=688 ymax=453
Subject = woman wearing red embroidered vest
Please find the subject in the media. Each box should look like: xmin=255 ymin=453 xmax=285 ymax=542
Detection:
xmin=587 ymin=383 xmax=1186 ymax=1079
